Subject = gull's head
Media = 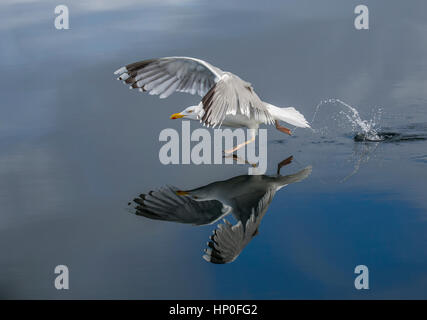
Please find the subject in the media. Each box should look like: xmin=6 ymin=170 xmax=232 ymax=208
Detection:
xmin=170 ymin=105 xmax=201 ymax=120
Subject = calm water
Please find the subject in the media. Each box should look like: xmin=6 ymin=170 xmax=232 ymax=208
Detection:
xmin=0 ymin=0 xmax=426 ymax=299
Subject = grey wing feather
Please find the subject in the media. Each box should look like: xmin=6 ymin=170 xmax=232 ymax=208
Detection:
xmin=228 ymin=188 xmax=272 ymax=226
xmin=203 ymin=189 xmax=274 ymax=264
xmin=130 ymin=186 xmax=228 ymax=226
xmin=114 ymin=57 xmax=223 ymax=98
xmin=201 ymin=73 xmax=274 ymax=127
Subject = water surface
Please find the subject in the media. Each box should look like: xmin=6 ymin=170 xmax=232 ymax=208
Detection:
xmin=0 ymin=0 xmax=426 ymax=299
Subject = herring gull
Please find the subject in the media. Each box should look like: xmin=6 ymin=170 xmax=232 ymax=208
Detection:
xmin=115 ymin=57 xmax=310 ymax=152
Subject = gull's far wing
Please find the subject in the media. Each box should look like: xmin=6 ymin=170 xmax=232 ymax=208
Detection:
xmin=227 ymin=166 xmax=312 ymax=223
xmin=201 ymin=73 xmax=273 ymax=127
xmin=202 ymin=167 xmax=312 ymax=264
xmin=203 ymin=190 xmax=275 ymax=264
xmin=114 ymin=57 xmax=223 ymax=98
xmin=129 ymin=186 xmax=229 ymax=226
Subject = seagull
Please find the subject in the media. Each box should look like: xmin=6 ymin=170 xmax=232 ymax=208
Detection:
xmin=114 ymin=57 xmax=311 ymax=153
xmin=129 ymin=156 xmax=312 ymax=264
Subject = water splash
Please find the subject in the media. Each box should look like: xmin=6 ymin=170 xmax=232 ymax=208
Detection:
xmin=312 ymin=98 xmax=383 ymax=141
xmin=340 ymin=141 xmax=380 ymax=182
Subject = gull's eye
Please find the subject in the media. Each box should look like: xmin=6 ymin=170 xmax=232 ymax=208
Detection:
xmin=187 ymin=110 xmax=193 ymax=113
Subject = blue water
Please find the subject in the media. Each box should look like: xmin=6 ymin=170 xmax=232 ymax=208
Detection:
xmin=0 ymin=0 xmax=426 ymax=299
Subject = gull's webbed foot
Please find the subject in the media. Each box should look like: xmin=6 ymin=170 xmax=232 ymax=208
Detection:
xmin=275 ymin=120 xmax=292 ymax=135
xmin=277 ymin=155 xmax=294 ymax=175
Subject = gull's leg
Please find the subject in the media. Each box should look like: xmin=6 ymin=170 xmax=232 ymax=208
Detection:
xmin=275 ymin=120 xmax=292 ymax=135
xmin=223 ymin=153 xmax=257 ymax=167
xmin=224 ymin=135 xmax=256 ymax=154
xmin=277 ymin=155 xmax=293 ymax=175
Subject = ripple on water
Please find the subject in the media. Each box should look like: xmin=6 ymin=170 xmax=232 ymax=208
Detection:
xmin=354 ymin=131 xmax=427 ymax=143
xmin=412 ymin=155 xmax=427 ymax=163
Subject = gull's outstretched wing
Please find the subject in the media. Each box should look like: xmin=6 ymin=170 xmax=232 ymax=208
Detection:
xmin=203 ymin=190 xmax=274 ymax=264
xmin=129 ymin=186 xmax=230 ymax=226
xmin=201 ymin=73 xmax=274 ymax=127
xmin=114 ymin=57 xmax=223 ymax=98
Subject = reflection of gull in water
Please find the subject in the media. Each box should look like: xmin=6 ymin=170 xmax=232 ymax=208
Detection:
xmin=114 ymin=57 xmax=310 ymax=152
xmin=129 ymin=157 xmax=312 ymax=263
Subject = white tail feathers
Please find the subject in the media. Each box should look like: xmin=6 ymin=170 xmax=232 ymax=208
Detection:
xmin=265 ymin=103 xmax=311 ymax=128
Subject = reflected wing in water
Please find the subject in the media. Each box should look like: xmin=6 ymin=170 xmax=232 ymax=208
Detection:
xmin=130 ymin=186 xmax=230 ymax=226
xmin=204 ymin=166 xmax=312 ymax=264
xmin=204 ymin=190 xmax=275 ymax=264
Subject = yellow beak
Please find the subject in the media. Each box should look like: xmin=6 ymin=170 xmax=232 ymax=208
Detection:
xmin=170 ymin=113 xmax=184 ymax=119
xmin=175 ymin=190 xmax=188 ymax=196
